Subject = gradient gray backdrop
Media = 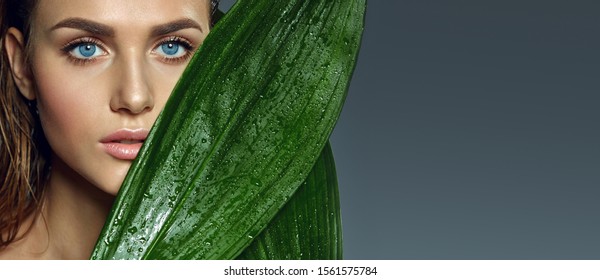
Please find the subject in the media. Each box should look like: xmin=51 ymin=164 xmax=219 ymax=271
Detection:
xmin=219 ymin=1 xmax=600 ymax=259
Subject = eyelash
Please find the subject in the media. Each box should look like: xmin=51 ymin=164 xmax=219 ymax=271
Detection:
xmin=154 ymin=36 xmax=195 ymax=64
xmin=60 ymin=36 xmax=196 ymax=66
xmin=61 ymin=37 xmax=105 ymax=66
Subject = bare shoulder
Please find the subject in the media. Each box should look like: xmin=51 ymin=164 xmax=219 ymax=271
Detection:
xmin=0 ymin=244 xmax=28 ymax=259
xmin=0 ymin=234 xmax=52 ymax=259
xmin=0 ymin=217 xmax=55 ymax=259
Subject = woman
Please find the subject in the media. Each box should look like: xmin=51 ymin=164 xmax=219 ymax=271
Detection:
xmin=0 ymin=0 xmax=219 ymax=259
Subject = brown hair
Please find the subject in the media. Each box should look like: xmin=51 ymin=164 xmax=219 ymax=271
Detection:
xmin=0 ymin=0 xmax=49 ymax=249
xmin=0 ymin=0 xmax=220 ymax=249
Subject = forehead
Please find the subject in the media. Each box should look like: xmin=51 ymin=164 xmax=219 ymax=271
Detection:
xmin=33 ymin=0 xmax=210 ymax=30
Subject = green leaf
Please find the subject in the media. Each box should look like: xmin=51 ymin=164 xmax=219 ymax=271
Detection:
xmin=91 ymin=0 xmax=365 ymax=260
xmin=238 ymin=142 xmax=342 ymax=260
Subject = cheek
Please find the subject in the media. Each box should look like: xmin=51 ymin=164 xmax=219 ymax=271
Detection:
xmin=148 ymin=59 xmax=187 ymax=95
xmin=32 ymin=55 xmax=121 ymax=192
xmin=34 ymin=59 xmax=108 ymax=150
xmin=38 ymin=85 xmax=102 ymax=135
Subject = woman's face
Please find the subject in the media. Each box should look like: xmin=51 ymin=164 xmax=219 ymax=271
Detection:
xmin=22 ymin=0 xmax=211 ymax=195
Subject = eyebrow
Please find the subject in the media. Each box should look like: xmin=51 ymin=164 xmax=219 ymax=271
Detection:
xmin=150 ymin=18 xmax=203 ymax=37
xmin=51 ymin=17 xmax=115 ymax=37
xmin=50 ymin=17 xmax=203 ymax=37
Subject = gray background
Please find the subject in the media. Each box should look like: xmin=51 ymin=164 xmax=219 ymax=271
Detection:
xmin=219 ymin=1 xmax=600 ymax=259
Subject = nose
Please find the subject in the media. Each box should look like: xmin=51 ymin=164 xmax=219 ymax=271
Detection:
xmin=110 ymin=52 xmax=154 ymax=114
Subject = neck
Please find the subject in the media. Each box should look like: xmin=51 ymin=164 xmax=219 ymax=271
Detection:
xmin=43 ymin=158 xmax=114 ymax=259
xmin=4 ymin=158 xmax=114 ymax=259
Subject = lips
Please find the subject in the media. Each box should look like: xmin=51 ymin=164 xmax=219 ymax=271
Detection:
xmin=100 ymin=128 xmax=148 ymax=160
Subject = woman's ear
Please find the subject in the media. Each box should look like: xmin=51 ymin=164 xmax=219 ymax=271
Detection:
xmin=4 ymin=27 xmax=35 ymax=100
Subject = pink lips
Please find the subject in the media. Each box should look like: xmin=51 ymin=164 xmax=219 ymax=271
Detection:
xmin=100 ymin=128 xmax=148 ymax=160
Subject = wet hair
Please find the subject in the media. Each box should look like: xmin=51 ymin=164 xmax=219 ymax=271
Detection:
xmin=0 ymin=0 xmax=220 ymax=249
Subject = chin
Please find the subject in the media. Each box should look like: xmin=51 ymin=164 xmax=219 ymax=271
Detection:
xmin=96 ymin=166 xmax=130 ymax=196
xmin=110 ymin=174 xmax=129 ymax=196
xmin=93 ymin=178 xmax=122 ymax=197
xmin=102 ymin=184 xmax=121 ymax=197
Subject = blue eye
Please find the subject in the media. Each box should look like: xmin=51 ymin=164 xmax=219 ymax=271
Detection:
xmin=79 ymin=44 xmax=97 ymax=57
xmin=67 ymin=41 xmax=105 ymax=60
xmin=155 ymin=40 xmax=190 ymax=59
xmin=161 ymin=42 xmax=180 ymax=56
